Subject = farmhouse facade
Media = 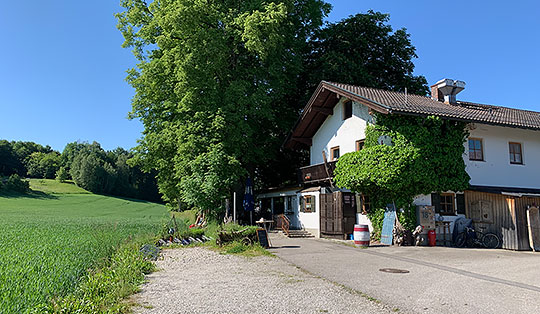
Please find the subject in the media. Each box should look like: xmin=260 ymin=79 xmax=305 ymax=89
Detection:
xmin=259 ymin=79 xmax=540 ymax=250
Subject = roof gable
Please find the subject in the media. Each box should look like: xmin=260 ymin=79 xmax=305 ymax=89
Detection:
xmin=285 ymin=81 xmax=540 ymax=150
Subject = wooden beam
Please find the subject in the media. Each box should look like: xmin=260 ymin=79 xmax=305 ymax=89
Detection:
xmin=291 ymin=137 xmax=312 ymax=146
xmin=311 ymin=106 xmax=333 ymax=116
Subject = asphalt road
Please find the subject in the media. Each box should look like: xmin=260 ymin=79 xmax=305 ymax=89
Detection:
xmin=269 ymin=234 xmax=540 ymax=314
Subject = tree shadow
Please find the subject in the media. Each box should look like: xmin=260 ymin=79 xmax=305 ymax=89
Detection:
xmin=0 ymin=189 xmax=59 ymax=199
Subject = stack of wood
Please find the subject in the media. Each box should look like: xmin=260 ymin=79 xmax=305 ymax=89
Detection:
xmin=393 ymin=219 xmax=413 ymax=246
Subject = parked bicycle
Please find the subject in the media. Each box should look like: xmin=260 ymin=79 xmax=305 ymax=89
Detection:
xmin=455 ymin=226 xmax=500 ymax=249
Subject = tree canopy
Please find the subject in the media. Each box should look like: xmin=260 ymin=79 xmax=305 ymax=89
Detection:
xmin=302 ymin=11 xmax=428 ymax=101
xmin=117 ymin=2 xmax=431 ymax=213
xmin=117 ymin=0 xmax=331 ymax=211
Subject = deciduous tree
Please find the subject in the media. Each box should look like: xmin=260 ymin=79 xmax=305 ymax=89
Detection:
xmin=117 ymin=0 xmax=331 ymax=211
xmin=302 ymin=11 xmax=428 ymax=101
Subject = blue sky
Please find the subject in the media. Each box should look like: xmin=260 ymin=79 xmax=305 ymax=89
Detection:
xmin=1 ymin=1 xmax=539 ymax=152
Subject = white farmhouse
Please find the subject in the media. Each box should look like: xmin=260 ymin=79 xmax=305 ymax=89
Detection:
xmin=259 ymin=79 xmax=540 ymax=250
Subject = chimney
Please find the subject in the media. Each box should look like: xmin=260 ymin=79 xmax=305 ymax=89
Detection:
xmin=431 ymin=78 xmax=466 ymax=104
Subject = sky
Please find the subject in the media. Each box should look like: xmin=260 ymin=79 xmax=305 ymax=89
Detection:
xmin=1 ymin=1 xmax=539 ymax=152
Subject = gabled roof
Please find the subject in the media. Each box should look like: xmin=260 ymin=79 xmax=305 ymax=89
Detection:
xmin=285 ymin=81 xmax=540 ymax=150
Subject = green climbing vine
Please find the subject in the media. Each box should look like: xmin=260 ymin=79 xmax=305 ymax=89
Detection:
xmin=334 ymin=114 xmax=470 ymax=237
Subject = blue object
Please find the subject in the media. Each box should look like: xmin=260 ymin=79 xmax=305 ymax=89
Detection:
xmin=243 ymin=177 xmax=255 ymax=212
xmin=381 ymin=204 xmax=397 ymax=245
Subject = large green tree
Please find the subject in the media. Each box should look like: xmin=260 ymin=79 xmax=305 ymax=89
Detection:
xmin=117 ymin=0 xmax=330 ymax=211
xmin=302 ymin=11 xmax=428 ymax=101
xmin=26 ymin=151 xmax=61 ymax=179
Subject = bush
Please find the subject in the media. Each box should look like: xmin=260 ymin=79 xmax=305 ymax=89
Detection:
xmin=0 ymin=174 xmax=29 ymax=193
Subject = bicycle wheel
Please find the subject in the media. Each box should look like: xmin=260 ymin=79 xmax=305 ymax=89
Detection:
xmin=455 ymin=233 xmax=466 ymax=248
xmin=482 ymin=233 xmax=500 ymax=249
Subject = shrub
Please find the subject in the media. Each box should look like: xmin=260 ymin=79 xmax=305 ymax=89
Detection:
xmin=1 ymin=174 xmax=29 ymax=193
xmin=55 ymin=167 xmax=70 ymax=182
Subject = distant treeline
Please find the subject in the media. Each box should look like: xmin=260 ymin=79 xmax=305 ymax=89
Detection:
xmin=0 ymin=140 xmax=161 ymax=202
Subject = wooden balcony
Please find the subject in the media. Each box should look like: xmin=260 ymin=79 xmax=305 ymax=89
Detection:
xmin=298 ymin=161 xmax=337 ymax=185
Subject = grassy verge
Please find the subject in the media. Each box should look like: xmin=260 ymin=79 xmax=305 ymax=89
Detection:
xmin=170 ymin=209 xmax=271 ymax=257
xmin=30 ymin=237 xmax=155 ymax=314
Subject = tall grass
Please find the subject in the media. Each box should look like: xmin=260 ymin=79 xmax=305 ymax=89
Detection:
xmin=0 ymin=182 xmax=168 ymax=313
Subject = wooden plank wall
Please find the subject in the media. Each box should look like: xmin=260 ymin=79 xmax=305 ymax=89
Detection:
xmin=465 ymin=191 xmax=540 ymax=250
xmin=465 ymin=191 xmax=519 ymax=250
xmin=515 ymin=197 xmax=540 ymax=250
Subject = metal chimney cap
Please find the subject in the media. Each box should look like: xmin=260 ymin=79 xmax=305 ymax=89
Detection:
xmin=435 ymin=79 xmax=466 ymax=89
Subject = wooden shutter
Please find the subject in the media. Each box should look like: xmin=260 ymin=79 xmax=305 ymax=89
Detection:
xmin=470 ymin=200 xmax=482 ymax=221
xmin=431 ymin=193 xmax=442 ymax=213
xmin=456 ymin=194 xmax=466 ymax=215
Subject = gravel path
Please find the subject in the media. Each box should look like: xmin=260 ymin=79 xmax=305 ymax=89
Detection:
xmin=132 ymin=247 xmax=393 ymax=314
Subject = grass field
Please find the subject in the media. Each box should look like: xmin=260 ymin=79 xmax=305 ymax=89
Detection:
xmin=0 ymin=179 xmax=169 ymax=313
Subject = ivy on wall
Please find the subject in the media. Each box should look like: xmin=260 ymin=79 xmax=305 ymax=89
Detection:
xmin=334 ymin=113 xmax=470 ymax=236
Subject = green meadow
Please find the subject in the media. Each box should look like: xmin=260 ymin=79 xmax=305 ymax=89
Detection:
xmin=0 ymin=179 xmax=168 ymax=313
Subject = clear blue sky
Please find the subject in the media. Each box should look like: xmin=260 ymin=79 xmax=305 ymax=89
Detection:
xmin=1 ymin=1 xmax=539 ymax=152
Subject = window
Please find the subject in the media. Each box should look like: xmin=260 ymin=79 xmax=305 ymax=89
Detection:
xmin=439 ymin=193 xmax=455 ymax=215
xmin=356 ymin=194 xmax=370 ymax=214
xmin=468 ymin=138 xmax=484 ymax=161
xmin=356 ymin=139 xmax=365 ymax=151
xmin=300 ymin=195 xmax=315 ymax=213
xmin=343 ymin=101 xmax=352 ymax=120
xmin=330 ymin=146 xmax=340 ymax=160
xmin=509 ymin=142 xmax=523 ymax=164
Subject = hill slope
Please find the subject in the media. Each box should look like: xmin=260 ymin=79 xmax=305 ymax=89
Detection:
xmin=0 ymin=181 xmax=168 ymax=313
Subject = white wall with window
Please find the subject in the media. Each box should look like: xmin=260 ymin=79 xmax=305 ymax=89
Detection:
xmin=298 ymin=190 xmax=321 ymax=237
xmin=310 ymin=98 xmax=374 ymax=165
xmin=465 ymin=124 xmax=540 ymax=189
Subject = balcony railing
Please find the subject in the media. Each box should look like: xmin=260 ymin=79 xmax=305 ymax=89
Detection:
xmin=298 ymin=161 xmax=337 ymax=185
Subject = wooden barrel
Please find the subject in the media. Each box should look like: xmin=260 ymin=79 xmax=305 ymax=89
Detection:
xmin=353 ymin=224 xmax=370 ymax=247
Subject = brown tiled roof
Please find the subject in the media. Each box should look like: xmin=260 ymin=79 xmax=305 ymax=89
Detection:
xmin=284 ymin=81 xmax=540 ymax=150
xmin=327 ymin=81 xmax=540 ymax=129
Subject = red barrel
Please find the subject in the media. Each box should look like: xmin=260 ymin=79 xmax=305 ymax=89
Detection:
xmin=353 ymin=224 xmax=370 ymax=247
xmin=428 ymin=229 xmax=436 ymax=246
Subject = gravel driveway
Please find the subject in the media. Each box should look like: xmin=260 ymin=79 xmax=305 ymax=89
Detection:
xmin=132 ymin=247 xmax=393 ymax=314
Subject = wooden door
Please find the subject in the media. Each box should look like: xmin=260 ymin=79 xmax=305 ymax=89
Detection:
xmin=320 ymin=192 xmax=342 ymax=235
xmin=527 ymin=206 xmax=540 ymax=251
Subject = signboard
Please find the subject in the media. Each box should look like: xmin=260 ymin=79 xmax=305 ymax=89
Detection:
xmin=256 ymin=228 xmax=270 ymax=248
xmin=380 ymin=204 xmax=396 ymax=245
xmin=417 ymin=205 xmax=435 ymax=231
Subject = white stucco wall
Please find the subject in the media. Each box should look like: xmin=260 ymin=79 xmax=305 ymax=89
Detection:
xmin=465 ymin=124 xmax=540 ymax=189
xmin=310 ymin=99 xmax=373 ymax=165
xmin=298 ymin=191 xmax=320 ymax=237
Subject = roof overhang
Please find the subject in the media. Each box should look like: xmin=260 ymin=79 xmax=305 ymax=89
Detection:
xmin=283 ymin=81 xmax=391 ymax=150
xmin=469 ymin=185 xmax=540 ymax=197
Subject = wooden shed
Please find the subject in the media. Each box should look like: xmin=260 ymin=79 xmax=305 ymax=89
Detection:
xmin=465 ymin=189 xmax=540 ymax=250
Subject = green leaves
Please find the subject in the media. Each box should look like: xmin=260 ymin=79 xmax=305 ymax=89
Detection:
xmin=334 ymin=114 xmax=470 ymax=231
xmin=117 ymin=0 xmax=330 ymax=211
xmin=237 ymin=2 xmax=289 ymax=59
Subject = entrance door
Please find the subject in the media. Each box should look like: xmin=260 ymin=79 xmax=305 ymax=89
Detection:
xmin=320 ymin=193 xmax=341 ymax=235
xmin=320 ymin=191 xmax=356 ymax=238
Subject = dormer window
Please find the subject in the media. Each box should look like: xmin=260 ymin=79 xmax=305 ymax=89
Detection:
xmin=343 ymin=100 xmax=352 ymax=120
